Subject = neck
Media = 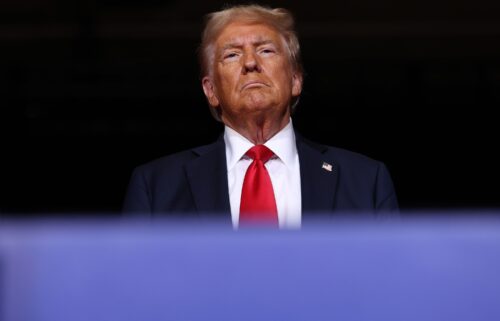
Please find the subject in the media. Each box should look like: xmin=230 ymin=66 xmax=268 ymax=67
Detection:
xmin=223 ymin=114 xmax=290 ymax=145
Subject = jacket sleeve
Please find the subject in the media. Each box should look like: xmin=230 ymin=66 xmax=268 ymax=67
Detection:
xmin=122 ymin=167 xmax=152 ymax=215
xmin=374 ymin=162 xmax=399 ymax=214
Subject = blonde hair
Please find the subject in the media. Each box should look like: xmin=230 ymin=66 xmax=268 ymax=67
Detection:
xmin=200 ymin=4 xmax=302 ymax=77
xmin=199 ymin=4 xmax=303 ymax=120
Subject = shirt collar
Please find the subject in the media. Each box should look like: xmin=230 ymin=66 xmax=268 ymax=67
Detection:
xmin=224 ymin=119 xmax=297 ymax=171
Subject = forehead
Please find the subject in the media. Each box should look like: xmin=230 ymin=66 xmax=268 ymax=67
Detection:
xmin=215 ymin=22 xmax=283 ymax=47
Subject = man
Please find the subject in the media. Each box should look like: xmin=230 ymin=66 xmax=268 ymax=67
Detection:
xmin=123 ymin=5 xmax=398 ymax=228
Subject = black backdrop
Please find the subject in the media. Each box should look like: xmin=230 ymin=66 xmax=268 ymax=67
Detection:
xmin=1 ymin=0 xmax=500 ymax=216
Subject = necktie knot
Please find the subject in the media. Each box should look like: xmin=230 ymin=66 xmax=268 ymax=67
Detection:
xmin=246 ymin=145 xmax=274 ymax=163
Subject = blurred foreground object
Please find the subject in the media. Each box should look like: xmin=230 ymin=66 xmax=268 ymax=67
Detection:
xmin=1 ymin=215 xmax=499 ymax=321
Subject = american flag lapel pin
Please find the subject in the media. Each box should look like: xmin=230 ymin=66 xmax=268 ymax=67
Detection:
xmin=322 ymin=162 xmax=333 ymax=172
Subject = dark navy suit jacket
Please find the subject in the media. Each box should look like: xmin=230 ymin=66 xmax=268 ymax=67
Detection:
xmin=123 ymin=134 xmax=399 ymax=218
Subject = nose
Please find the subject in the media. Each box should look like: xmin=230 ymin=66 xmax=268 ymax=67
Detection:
xmin=242 ymin=51 xmax=261 ymax=74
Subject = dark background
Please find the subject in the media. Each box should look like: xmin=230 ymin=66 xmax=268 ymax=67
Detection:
xmin=1 ymin=0 xmax=499 ymax=216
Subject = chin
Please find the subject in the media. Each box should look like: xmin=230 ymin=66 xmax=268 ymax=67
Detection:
xmin=243 ymin=103 xmax=274 ymax=115
xmin=242 ymin=91 xmax=273 ymax=107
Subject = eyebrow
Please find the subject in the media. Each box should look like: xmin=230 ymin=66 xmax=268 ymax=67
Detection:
xmin=221 ymin=39 xmax=275 ymax=51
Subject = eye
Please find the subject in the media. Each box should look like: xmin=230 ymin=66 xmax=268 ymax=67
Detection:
xmin=223 ymin=52 xmax=240 ymax=61
xmin=259 ymin=47 xmax=276 ymax=56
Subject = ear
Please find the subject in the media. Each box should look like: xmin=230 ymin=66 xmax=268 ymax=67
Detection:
xmin=202 ymin=77 xmax=220 ymax=107
xmin=291 ymin=73 xmax=303 ymax=97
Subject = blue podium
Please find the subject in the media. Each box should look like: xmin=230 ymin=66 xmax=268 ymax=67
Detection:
xmin=1 ymin=215 xmax=500 ymax=321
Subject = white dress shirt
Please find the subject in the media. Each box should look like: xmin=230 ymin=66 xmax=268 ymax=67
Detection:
xmin=224 ymin=120 xmax=302 ymax=229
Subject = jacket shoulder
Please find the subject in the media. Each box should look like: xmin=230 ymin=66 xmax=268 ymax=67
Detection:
xmin=133 ymin=141 xmax=221 ymax=177
xmin=297 ymin=136 xmax=398 ymax=212
xmin=298 ymin=136 xmax=382 ymax=171
xmin=326 ymin=146 xmax=382 ymax=171
xmin=122 ymin=140 xmax=225 ymax=214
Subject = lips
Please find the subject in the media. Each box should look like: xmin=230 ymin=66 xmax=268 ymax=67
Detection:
xmin=241 ymin=81 xmax=269 ymax=90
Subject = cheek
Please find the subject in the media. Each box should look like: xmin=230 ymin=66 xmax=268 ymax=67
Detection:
xmin=277 ymin=72 xmax=295 ymax=94
xmin=272 ymin=60 xmax=294 ymax=86
xmin=218 ymin=69 xmax=239 ymax=91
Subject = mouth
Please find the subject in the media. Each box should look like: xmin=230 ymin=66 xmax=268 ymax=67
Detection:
xmin=241 ymin=81 xmax=269 ymax=91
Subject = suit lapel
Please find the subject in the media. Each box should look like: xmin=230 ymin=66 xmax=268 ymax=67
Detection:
xmin=185 ymin=137 xmax=231 ymax=215
xmin=296 ymin=135 xmax=339 ymax=215
xmin=183 ymin=133 xmax=338 ymax=218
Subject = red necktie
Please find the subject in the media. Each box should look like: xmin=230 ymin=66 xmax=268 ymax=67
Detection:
xmin=239 ymin=145 xmax=278 ymax=225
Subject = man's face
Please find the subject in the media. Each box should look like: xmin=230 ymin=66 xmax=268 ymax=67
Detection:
xmin=202 ymin=22 xmax=302 ymax=126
